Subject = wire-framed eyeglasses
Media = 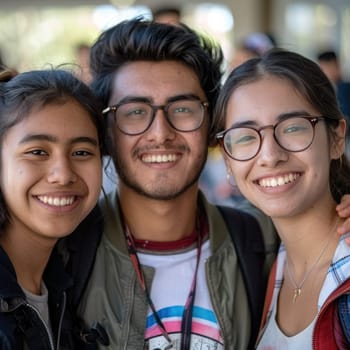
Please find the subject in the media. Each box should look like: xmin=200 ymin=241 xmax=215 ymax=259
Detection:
xmin=216 ymin=116 xmax=327 ymax=161
xmin=102 ymin=98 xmax=209 ymax=135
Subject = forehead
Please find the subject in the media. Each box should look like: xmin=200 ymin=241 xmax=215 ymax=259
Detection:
xmin=109 ymin=60 xmax=207 ymax=104
xmin=226 ymin=76 xmax=318 ymax=124
xmin=5 ymin=100 xmax=97 ymax=140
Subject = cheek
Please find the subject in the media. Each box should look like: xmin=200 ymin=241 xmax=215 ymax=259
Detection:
xmin=0 ymin=162 xmax=27 ymax=212
xmin=226 ymin=156 xmax=245 ymax=175
xmin=307 ymin=138 xmax=332 ymax=170
xmin=229 ymin=160 xmax=253 ymax=187
xmin=80 ymin=160 xmax=103 ymax=194
xmin=1 ymin=155 xmax=24 ymax=188
xmin=113 ymin=131 xmax=135 ymax=156
xmin=191 ymin=136 xmax=208 ymax=163
xmin=193 ymin=126 xmax=209 ymax=154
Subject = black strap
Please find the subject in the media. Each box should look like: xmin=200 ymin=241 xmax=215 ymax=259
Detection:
xmin=217 ymin=205 xmax=266 ymax=349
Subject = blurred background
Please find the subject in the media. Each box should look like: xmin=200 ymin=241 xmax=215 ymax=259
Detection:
xmin=1 ymin=0 xmax=350 ymax=79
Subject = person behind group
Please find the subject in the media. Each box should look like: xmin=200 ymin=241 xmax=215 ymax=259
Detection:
xmin=74 ymin=42 xmax=92 ymax=84
xmin=0 ymin=68 xmax=104 ymax=349
xmin=72 ymin=17 xmax=274 ymax=350
xmin=152 ymin=6 xmax=182 ymax=25
xmin=317 ymin=50 xmax=343 ymax=86
xmin=215 ymin=48 xmax=350 ymax=348
xmin=229 ymin=32 xmax=276 ymax=71
xmin=317 ymin=50 xmax=350 ymax=154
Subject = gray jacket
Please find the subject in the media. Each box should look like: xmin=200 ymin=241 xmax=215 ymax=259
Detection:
xmin=77 ymin=190 xmax=275 ymax=349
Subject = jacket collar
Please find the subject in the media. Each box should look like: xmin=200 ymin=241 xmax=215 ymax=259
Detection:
xmin=0 ymin=244 xmax=73 ymax=304
xmin=0 ymin=245 xmax=24 ymax=301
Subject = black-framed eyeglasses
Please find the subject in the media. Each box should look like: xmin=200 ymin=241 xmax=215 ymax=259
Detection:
xmin=216 ymin=116 xmax=327 ymax=161
xmin=102 ymin=98 xmax=209 ymax=135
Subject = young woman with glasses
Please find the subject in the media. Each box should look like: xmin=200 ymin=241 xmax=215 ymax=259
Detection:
xmin=214 ymin=48 xmax=350 ymax=349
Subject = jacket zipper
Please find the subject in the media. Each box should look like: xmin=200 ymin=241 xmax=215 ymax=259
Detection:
xmin=56 ymin=291 xmax=67 ymax=349
xmin=25 ymin=302 xmax=55 ymax=350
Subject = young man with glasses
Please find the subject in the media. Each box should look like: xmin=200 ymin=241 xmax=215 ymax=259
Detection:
xmin=68 ymin=18 xmax=350 ymax=350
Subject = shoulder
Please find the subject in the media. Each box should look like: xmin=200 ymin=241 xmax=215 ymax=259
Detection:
xmin=0 ymin=310 xmax=22 ymax=350
xmin=0 ymin=299 xmax=27 ymax=350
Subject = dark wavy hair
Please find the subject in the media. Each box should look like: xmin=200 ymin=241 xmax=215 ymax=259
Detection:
xmin=214 ymin=48 xmax=350 ymax=203
xmin=89 ymin=16 xmax=224 ymax=145
xmin=0 ymin=68 xmax=106 ymax=230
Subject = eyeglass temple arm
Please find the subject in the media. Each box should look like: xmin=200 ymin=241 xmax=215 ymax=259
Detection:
xmin=215 ymin=131 xmax=225 ymax=140
xmin=102 ymin=106 xmax=118 ymax=115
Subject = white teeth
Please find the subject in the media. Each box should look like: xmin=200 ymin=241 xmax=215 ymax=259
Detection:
xmin=259 ymin=173 xmax=299 ymax=188
xmin=142 ymin=154 xmax=178 ymax=163
xmin=38 ymin=196 xmax=75 ymax=207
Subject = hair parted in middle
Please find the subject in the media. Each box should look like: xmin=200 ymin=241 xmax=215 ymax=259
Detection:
xmin=213 ymin=48 xmax=350 ymax=203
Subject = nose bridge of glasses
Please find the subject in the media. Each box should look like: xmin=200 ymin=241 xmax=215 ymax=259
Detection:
xmin=146 ymin=103 xmax=178 ymax=134
xmin=257 ymin=124 xmax=286 ymax=153
xmin=259 ymin=124 xmax=275 ymax=134
xmin=258 ymin=124 xmax=279 ymax=143
xmin=151 ymin=104 xmax=171 ymax=124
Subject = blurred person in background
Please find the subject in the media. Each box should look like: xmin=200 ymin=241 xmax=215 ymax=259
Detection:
xmin=229 ymin=32 xmax=276 ymax=71
xmin=317 ymin=50 xmax=343 ymax=86
xmin=74 ymin=42 xmax=92 ymax=84
xmin=152 ymin=6 xmax=182 ymax=25
xmin=317 ymin=50 xmax=350 ymax=154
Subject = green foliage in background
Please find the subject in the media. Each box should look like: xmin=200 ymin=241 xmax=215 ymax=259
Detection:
xmin=0 ymin=7 xmax=100 ymax=72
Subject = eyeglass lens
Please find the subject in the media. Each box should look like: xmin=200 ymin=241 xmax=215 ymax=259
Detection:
xmin=114 ymin=100 xmax=205 ymax=135
xmin=223 ymin=117 xmax=316 ymax=160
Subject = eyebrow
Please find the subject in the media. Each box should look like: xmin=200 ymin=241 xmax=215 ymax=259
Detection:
xmin=19 ymin=134 xmax=99 ymax=146
xmin=229 ymin=110 xmax=313 ymax=128
xmin=115 ymin=93 xmax=202 ymax=105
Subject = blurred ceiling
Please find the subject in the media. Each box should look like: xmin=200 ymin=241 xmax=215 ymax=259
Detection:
xmin=2 ymin=0 xmax=228 ymax=10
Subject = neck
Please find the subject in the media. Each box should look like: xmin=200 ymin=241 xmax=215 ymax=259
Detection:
xmin=0 ymin=228 xmax=54 ymax=295
xmin=119 ymin=184 xmax=199 ymax=242
xmin=274 ymin=204 xmax=341 ymax=274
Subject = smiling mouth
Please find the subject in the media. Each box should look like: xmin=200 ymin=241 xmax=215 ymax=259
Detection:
xmin=37 ymin=196 xmax=76 ymax=207
xmin=257 ymin=173 xmax=300 ymax=188
xmin=141 ymin=154 xmax=178 ymax=163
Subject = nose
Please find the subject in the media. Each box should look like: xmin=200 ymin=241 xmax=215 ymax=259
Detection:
xmin=47 ymin=156 xmax=77 ymax=185
xmin=145 ymin=109 xmax=176 ymax=142
xmin=256 ymin=129 xmax=289 ymax=167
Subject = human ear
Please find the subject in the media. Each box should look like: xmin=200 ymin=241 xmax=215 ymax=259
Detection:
xmin=330 ymin=118 xmax=347 ymax=160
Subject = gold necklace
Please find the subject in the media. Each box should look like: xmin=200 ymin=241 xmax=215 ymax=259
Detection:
xmin=285 ymin=218 xmax=339 ymax=303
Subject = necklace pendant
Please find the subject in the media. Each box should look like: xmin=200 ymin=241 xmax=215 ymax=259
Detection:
xmin=164 ymin=342 xmax=174 ymax=350
xmin=293 ymin=288 xmax=301 ymax=303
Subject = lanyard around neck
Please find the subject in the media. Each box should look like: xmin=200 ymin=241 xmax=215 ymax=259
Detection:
xmin=124 ymin=217 xmax=203 ymax=350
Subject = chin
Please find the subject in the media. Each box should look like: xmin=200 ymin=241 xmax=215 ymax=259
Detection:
xmin=40 ymin=224 xmax=79 ymax=241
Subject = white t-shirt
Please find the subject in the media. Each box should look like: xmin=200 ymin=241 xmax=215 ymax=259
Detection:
xmin=138 ymin=240 xmax=224 ymax=350
xmin=257 ymin=297 xmax=315 ymax=350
